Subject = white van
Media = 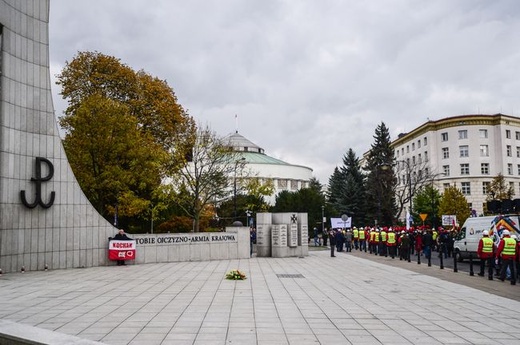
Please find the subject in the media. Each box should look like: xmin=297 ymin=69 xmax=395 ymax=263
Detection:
xmin=453 ymin=215 xmax=520 ymax=261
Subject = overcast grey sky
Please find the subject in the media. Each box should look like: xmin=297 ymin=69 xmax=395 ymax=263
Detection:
xmin=49 ymin=0 xmax=520 ymax=184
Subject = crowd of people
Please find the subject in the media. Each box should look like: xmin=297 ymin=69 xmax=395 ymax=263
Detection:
xmin=312 ymin=225 xmax=519 ymax=285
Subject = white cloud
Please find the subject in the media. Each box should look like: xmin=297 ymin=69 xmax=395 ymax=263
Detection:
xmin=49 ymin=0 xmax=520 ymax=184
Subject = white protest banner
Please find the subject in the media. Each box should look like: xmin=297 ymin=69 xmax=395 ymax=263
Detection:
xmin=330 ymin=217 xmax=352 ymax=228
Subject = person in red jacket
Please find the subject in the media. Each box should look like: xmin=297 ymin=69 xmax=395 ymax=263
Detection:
xmin=477 ymin=230 xmax=494 ymax=280
xmin=496 ymin=230 xmax=517 ymax=285
xmin=415 ymin=230 xmax=423 ymax=258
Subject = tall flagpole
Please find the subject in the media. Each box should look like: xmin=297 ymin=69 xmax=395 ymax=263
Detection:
xmin=235 ymin=114 xmax=238 ymax=133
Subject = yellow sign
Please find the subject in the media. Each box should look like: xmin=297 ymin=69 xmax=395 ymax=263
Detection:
xmin=419 ymin=213 xmax=428 ymax=221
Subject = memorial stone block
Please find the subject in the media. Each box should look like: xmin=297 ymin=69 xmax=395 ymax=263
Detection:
xmin=289 ymin=223 xmax=298 ymax=247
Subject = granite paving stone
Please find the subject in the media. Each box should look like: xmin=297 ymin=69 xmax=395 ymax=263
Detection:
xmin=1 ymin=250 xmax=519 ymax=344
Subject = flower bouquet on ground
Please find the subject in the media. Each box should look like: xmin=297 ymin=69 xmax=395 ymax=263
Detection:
xmin=225 ymin=269 xmax=247 ymax=280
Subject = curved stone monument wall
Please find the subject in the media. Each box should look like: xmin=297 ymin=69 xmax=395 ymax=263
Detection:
xmin=0 ymin=0 xmax=115 ymax=273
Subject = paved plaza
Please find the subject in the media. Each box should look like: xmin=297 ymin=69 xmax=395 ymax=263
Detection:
xmin=0 ymin=249 xmax=519 ymax=345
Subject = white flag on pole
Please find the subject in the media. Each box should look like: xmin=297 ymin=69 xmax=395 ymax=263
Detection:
xmin=406 ymin=209 xmax=411 ymax=230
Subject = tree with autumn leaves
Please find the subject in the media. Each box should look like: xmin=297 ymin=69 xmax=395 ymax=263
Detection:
xmin=57 ymin=51 xmax=274 ymax=232
xmin=438 ymin=185 xmax=471 ymax=227
xmin=58 ymin=51 xmax=195 ymax=230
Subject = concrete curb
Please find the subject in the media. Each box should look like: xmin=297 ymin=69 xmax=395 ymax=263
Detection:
xmin=0 ymin=320 xmax=105 ymax=345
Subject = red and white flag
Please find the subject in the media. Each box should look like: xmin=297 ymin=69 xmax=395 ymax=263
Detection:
xmin=108 ymin=240 xmax=136 ymax=261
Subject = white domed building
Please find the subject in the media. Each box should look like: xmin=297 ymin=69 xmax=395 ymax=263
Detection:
xmin=226 ymin=132 xmax=313 ymax=204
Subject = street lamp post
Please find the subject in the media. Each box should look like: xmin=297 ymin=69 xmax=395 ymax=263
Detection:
xmin=321 ymin=205 xmax=325 ymax=232
xmin=397 ymin=159 xmax=413 ymax=228
xmin=233 ymin=171 xmax=237 ymax=222
xmin=246 ymin=210 xmax=252 ymax=227
xmin=430 ymin=173 xmax=446 ymax=230
xmin=407 ymin=171 xmax=412 ymax=230
xmin=150 ymin=202 xmax=154 ymax=234
xmin=113 ymin=201 xmax=118 ymax=227
xmin=233 ymin=158 xmax=245 ymax=223
xmin=408 ymin=172 xmax=412 ymax=216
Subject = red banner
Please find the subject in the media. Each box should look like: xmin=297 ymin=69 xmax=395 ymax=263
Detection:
xmin=108 ymin=240 xmax=136 ymax=261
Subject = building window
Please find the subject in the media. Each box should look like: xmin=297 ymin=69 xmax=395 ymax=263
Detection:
xmin=412 ymin=156 xmax=416 ymax=165
xmin=518 ymin=164 xmax=520 ymax=175
xmin=418 ymin=140 xmax=421 ymax=148
xmin=458 ymin=130 xmax=468 ymax=139
xmin=510 ymin=182 xmax=515 ymax=196
xmin=407 ymin=145 xmax=409 ymax=153
xmin=483 ymin=182 xmax=490 ymax=195
xmin=480 ymin=145 xmax=489 ymax=157
xmin=396 ymin=149 xmax=399 ymax=157
xmin=506 ymin=129 xmax=511 ymax=139
xmin=412 ymin=143 xmax=415 ymax=151
xmin=517 ymin=147 xmax=520 ymax=158
xmin=459 ymin=145 xmax=469 ymax=157
xmin=443 ymin=165 xmax=450 ymax=176
xmin=441 ymin=132 xmax=448 ymax=141
xmin=508 ymin=163 xmax=513 ymax=175
xmin=507 ymin=145 xmax=512 ymax=156
xmin=418 ymin=153 xmax=422 ymax=164
xmin=481 ymin=163 xmax=489 ymax=175
xmin=461 ymin=163 xmax=470 ymax=175
xmin=424 ymin=137 xmax=428 ymax=146
xmin=425 ymin=167 xmax=429 ymax=176
xmin=442 ymin=147 xmax=449 ymax=159
xmin=401 ymin=148 xmax=404 ymax=155
xmin=461 ymin=182 xmax=471 ymax=195
xmin=479 ymin=129 xmax=488 ymax=138
xmin=443 ymin=183 xmax=451 ymax=190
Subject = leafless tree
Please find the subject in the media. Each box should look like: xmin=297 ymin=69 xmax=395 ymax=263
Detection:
xmin=172 ymin=125 xmax=247 ymax=232
xmin=394 ymin=158 xmax=437 ymax=219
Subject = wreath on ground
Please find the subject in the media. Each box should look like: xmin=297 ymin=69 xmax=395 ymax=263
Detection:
xmin=226 ymin=269 xmax=247 ymax=280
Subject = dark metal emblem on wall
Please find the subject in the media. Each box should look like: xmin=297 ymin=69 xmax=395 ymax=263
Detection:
xmin=20 ymin=157 xmax=56 ymax=209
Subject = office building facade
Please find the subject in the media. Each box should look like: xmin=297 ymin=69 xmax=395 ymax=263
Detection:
xmin=392 ymin=114 xmax=520 ymax=217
